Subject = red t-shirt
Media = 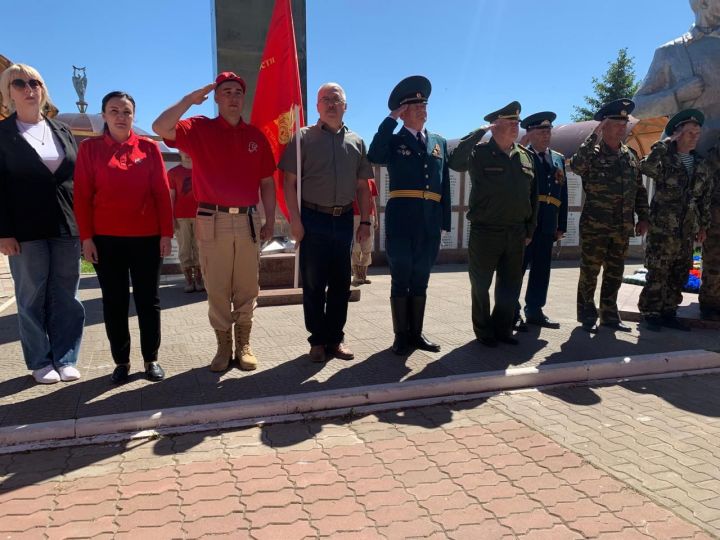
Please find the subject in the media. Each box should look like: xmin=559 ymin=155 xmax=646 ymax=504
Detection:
xmin=74 ymin=131 xmax=174 ymax=241
xmin=166 ymin=116 xmax=275 ymax=207
xmin=168 ymin=165 xmax=198 ymax=219
xmin=353 ymin=178 xmax=379 ymax=216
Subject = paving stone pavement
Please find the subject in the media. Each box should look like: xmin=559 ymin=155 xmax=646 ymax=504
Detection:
xmin=1 ymin=263 xmax=719 ymax=428
xmin=0 ymin=254 xmax=12 ymax=300
xmin=1 ymin=377 xmax=717 ymax=539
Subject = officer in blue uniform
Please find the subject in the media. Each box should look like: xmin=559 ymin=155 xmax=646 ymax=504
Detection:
xmin=367 ymin=75 xmax=451 ymax=355
xmin=516 ymin=112 xmax=568 ymax=329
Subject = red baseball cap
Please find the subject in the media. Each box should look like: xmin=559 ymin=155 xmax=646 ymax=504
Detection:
xmin=215 ymin=72 xmax=246 ymax=93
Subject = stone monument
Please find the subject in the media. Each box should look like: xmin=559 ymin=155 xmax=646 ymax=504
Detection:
xmin=633 ymin=0 xmax=720 ymax=151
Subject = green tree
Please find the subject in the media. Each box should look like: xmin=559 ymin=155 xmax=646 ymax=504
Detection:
xmin=572 ymin=48 xmax=640 ymax=122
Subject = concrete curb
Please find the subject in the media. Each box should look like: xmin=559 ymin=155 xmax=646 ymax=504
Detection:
xmin=1 ymin=349 xmax=719 ymax=452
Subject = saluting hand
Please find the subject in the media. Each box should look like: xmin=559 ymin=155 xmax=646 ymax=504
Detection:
xmin=82 ymin=239 xmax=98 ymax=264
xmin=186 ymin=83 xmax=217 ymax=106
xmin=0 ymin=237 xmax=20 ymax=256
xmin=390 ymin=104 xmax=408 ymax=120
xmin=592 ymin=119 xmax=606 ymax=138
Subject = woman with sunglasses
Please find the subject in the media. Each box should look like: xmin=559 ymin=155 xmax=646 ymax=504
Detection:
xmin=0 ymin=64 xmax=85 ymax=384
xmin=74 ymin=91 xmax=173 ymax=384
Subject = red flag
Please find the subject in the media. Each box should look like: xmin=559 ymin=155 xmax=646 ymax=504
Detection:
xmin=251 ymin=0 xmax=304 ymax=220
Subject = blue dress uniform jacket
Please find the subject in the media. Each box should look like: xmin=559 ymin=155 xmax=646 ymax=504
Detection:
xmin=532 ymin=147 xmax=568 ymax=235
xmin=368 ymin=117 xmax=451 ymax=297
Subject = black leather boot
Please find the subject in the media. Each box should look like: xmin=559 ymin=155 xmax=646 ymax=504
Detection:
xmin=390 ymin=297 xmax=410 ymax=355
xmin=409 ymin=296 xmax=441 ymax=352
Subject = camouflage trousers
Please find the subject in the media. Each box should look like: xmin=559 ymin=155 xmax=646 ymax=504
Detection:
xmin=638 ymin=232 xmax=693 ymax=317
xmin=577 ymin=231 xmax=628 ymax=324
xmin=700 ymin=205 xmax=720 ymax=311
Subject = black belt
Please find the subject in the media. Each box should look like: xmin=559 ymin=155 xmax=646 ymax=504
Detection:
xmin=302 ymin=200 xmax=353 ymax=216
xmin=198 ymin=202 xmax=254 ymax=214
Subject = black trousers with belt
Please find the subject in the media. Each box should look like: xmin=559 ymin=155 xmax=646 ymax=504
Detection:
xmin=93 ymin=235 xmax=162 ymax=364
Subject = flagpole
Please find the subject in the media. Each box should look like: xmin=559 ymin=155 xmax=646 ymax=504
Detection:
xmin=293 ymin=104 xmax=302 ymax=289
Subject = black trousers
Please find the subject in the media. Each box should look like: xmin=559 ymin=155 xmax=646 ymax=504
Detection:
xmin=93 ymin=235 xmax=162 ymax=364
xmin=300 ymin=208 xmax=354 ymax=346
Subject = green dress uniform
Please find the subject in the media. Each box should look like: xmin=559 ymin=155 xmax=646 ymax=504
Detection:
xmin=449 ymin=102 xmax=538 ymax=344
xmin=570 ymin=99 xmax=649 ymax=331
xmin=639 ymin=110 xmax=713 ymax=329
xmin=367 ymin=76 xmax=452 ymax=355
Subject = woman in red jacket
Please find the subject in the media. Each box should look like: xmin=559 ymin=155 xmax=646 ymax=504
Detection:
xmin=74 ymin=91 xmax=173 ymax=384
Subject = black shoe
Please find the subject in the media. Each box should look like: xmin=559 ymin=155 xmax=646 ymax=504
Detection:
xmin=413 ymin=334 xmax=441 ymax=352
xmin=601 ymin=321 xmax=632 ymax=332
xmin=145 ymin=362 xmax=165 ymax=381
xmin=581 ymin=321 xmax=599 ymax=333
xmin=514 ymin=316 xmax=529 ymax=332
xmin=392 ymin=334 xmax=410 ymax=356
xmin=111 ymin=364 xmax=130 ymax=384
xmin=526 ymin=313 xmax=560 ymax=329
xmin=641 ymin=316 xmax=662 ymax=332
xmin=496 ymin=335 xmax=519 ymax=345
xmin=700 ymin=308 xmax=720 ymax=321
xmin=661 ymin=316 xmax=691 ymax=332
xmin=478 ymin=336 xmax=498 ymax=348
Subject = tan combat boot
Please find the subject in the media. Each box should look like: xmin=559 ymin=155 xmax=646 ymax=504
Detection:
xmin=210 ymin=330 xmax=233 ymax=372
xmin=351 ymin=265 xmax=363 ymax=287
xmin=234 ymin=323 xmax=257 ymax=371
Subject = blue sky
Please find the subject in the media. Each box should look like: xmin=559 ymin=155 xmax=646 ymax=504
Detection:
xmin=2 ymin=0 xmax=691 ymax=141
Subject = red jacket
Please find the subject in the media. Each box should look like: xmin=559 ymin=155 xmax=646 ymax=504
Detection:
xmin=74 ymin=131 xmax=173 ymax=241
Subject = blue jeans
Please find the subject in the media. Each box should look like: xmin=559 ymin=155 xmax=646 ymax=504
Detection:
xmin=8 ymin=236 xmax=85 ymax=370
xmin=300 ymin=208 xmax=354 ymax=346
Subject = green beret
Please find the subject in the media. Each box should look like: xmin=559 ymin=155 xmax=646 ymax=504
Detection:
xmin=665 ymin=108 xmax=704 ymax=135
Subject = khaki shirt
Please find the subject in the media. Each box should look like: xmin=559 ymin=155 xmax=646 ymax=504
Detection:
xmin=279 ymin=122 xmax=373 ymax=207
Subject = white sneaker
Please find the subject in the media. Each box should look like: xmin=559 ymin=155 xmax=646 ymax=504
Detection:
xmin=32 ymin=365 xmax=61 ymax=384
xmin=58 ymin=365 xmax=81 ymax=382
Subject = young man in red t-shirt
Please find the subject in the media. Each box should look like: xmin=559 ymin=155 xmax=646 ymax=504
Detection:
xmin=168 ymin=151 xmax=203 ymax=292
xmin=153 ymin=73 xmax=276 ymax=372
xmin=352 ymin=178 xmax=379 ymax=286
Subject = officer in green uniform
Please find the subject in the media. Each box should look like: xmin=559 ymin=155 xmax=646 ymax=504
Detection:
xmin=570 ymin=99 xmax=649 ymax=333
xmin=639 ymin=109 xmax=712 ymax=331
xmin=449 ymin=102 xmax=538 ymax=347
xmin=367 ymin=76 xmax=451 ymax=355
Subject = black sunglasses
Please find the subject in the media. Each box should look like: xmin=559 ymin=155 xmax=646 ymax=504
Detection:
xmin=10 ymin=78 xmax=43 ymax=90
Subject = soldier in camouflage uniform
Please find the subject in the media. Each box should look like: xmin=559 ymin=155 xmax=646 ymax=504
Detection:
xmin=639 ymin=110 xmax=712 ymax=331
xmin=570 ymin=99 xmax=650 ymax=333
xmin=700 ymin=140 xmax=720 ymax=319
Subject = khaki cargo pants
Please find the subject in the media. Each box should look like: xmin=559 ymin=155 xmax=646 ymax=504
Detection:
xmin=195 ymin=210 xmax=260 ymax=331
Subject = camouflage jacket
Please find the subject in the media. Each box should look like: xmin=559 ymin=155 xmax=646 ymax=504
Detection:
xmin=640 ymin=140 xmax=713 ymax=235
xmin=704 ymin=143 xmax=720 ymax=207
xmin=570 ymin=133 xmax=649 ymax=237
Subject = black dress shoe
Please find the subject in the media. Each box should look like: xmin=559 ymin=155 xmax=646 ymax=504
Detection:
xmin=413 ymin=334 xmax=441 ymax=352
xmin=526 ymin=314 xmax=560 ymax=329
xmin=514 ymin=317 xmax=529 ymax=332
xmin=581 ymin=321 xmax=599 ymax=333
xmin=145 ymin=362 xmax=165 ymax=382
xmin=661 ymin=316 xmax=691 ymax=332
xmin=111 ymin=364 xmax=130 ymax=384
xmin=496 ymin=335 xmax=519 ymax=345
xmin=601 ymin=321 xmax=632 ymax=332
xmin=478 ymin=336 xmax=498 ymax=348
